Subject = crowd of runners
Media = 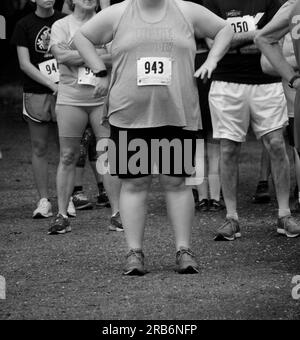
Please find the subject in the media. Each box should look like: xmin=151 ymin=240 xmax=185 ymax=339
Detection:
xmin=6 ymin=0 xmax=300 ymax=275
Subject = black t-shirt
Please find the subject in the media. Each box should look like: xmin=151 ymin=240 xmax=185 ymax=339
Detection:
xmin=11 ymin=11 xmax=64 ymax=94
xmin=203 ymin=0 xmax=281 ymax=84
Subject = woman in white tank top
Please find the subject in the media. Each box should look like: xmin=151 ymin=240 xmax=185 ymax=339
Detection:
xmin=74 ymin=0 xmax=233 ymax=275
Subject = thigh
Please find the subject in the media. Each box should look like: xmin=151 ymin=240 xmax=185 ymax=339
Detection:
xmin=56 ymin=105 xmax=89 ymax=138
xmin=209 ymin=81 xmax=250 ymax=143
xmin=89 ymin=105 xmax=110 ymax=140
xmin=28 ymin=119 xmax=49 ymax=147
xmin=250 ymin=83 xmax=288 ymax=139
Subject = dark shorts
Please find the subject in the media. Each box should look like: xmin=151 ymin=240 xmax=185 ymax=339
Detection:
xmin=108 ymin=125 xmax=197 ymax=179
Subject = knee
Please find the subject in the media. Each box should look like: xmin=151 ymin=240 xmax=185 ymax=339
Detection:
xmin=160 ymin=176 xmax=186 ymax=192
xmin=32 ymin=140 xmax=48 ymax=158
xmin=123 ymin=177 xmax=151 ymax=193
xmin=221 ymin=141 xmax=239 ymax=163
xmin=264 ymin=135 xmax=286 ymax=159
xmin=60 ymin=148 xmax=78 ymax=167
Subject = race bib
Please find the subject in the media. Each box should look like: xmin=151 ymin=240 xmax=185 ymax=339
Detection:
xmin=137 ymin=57 xmax=172 ymax=86
xmin=227 ymin=15 xmax=256 ymax=34
xmin=38 ymin=59 xmax=60 ymax=83
xmin=78 ymin=67 xmax=98 ymax=86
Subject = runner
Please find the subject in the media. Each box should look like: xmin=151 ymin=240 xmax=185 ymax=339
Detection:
xmin=11 ymin=0 xmax=64 ymax=219
xmin=255 ymin=0 xmax=300 ymax=215
xmin=47 ymin=0 xmax=122 ymax=235
xmin=74 ymin=0 xmax=233 ymax=274
xmin=203 ymin=0 xmax=300 ymax=241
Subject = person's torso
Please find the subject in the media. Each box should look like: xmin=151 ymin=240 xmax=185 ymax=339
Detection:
xmin=204 ymin=0 xmax=281 ymax=84
xmin=56 ymin=14 xmax=104 ymax=106
xmin=18 ymin=11 xmax=64 ymax=93
xmin=290 ymin=0 xmax=300 ymax=76
xmin=108 ymin=0 xmax=201 ymax=130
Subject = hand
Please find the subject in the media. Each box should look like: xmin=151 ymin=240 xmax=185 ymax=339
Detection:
xmin=48 ymin=82 xmax=58 ymax=96
xmin=57 ymin=42 xmax=71 ymax=50
xmin=194 ymin=58 xmax=218 ymax=83
xmin=293 ymin=78 xmax=300 ymax=91
xmin=93 ymin=76 xmax=109 ymax=98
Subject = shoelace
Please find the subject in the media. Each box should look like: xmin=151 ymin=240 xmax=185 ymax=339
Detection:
xmin=176 ymin=248 xmax=195 ymax=259
xmin=126 ymin=249 xmax=144 ymax=259
xmin=74 ymin=192 xmax=88 ymax=201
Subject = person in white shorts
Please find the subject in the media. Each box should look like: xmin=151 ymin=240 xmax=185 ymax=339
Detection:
xmin=204 ymin=0 xmax=300 ymax=241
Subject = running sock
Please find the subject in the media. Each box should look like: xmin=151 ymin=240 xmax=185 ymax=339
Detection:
xmin=279 ymin=209 xmax=291 ymax=218
xmin=208 ymin=174 xmax=221 ymax=201
xmin=73 ymin=186 xmax=83 ymax=195
xmin=227 ymin=213 xmax=239 ymax=221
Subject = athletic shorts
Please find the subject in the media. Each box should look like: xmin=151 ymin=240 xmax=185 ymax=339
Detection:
xmin=209 ymin=81 xmax=288 ymax=142
xmin=23 ymin=93 xmax=57 ymax=123
xmin=107 ymin=125 xmax=197 ymax=179
xmin=56 ymin=104 xmax=110 ymax=139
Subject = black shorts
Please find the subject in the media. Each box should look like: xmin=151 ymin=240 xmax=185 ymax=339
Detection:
xmin=108 ymin=125 xmax=197 ymax=179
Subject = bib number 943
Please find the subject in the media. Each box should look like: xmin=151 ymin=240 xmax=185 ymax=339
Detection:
xmin=137 ymin=57 xmax=172 ymax=86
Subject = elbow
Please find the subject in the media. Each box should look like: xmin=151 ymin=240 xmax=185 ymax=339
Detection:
xmin=254 ymin=32 xmax=265 ymax=50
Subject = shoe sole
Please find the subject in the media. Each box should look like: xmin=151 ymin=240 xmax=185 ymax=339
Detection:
xmin=176 ymin=266 xmax=199 ymax=274
xmin=123 ymin=268 xmax=147 ymax=276
xmin=96 ymin=203 xmax=111 ymax=208
xmin=214 ymin=232 xmax=242 ymax=241
xmin=48 ymin=226 xmax=72 ymax=235
xmin=67 ymin=213 xmax=76 ymax=218
xmin=277 ymin=228 xmax=300 ymax=238
xmin=74 ymin=203 xmax=93 ymax=211
xmin=33 ymin=212 xmax=53 ymax=219
xmin=108 ymin=225 xmax=124 ymax=232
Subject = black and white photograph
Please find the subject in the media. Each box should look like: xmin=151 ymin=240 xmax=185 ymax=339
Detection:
xmin=0 ymin=0 xmax=300 ymax=323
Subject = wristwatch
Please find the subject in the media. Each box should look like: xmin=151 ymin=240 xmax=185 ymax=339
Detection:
xmin=94 ymin=70 xmax=108 ymax=78
xmin=288 ymin=75 xmax=300 ymax=89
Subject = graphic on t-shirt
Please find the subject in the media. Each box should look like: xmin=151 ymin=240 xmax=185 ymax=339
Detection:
xmin=35 ymin=26 xmax=51 ymax=53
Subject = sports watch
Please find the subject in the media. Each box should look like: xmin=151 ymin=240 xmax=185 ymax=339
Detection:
xmin=288 ymin=75 xmax=300 ymax=89
xmin=94 ymin=70 xmax=108 ymax=78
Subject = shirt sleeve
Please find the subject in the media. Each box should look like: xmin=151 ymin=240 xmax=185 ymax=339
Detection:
xmin=49 ymin=19 xmax=68 ymax=50
xmin=10 ymin=20 xmax=29 ymax=48
xmin=256 ymin=0 xmax=297 ymax=44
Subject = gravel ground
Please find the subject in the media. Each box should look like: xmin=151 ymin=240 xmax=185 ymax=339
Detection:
xmin=0 ymin=92 xmax=300 ymax=320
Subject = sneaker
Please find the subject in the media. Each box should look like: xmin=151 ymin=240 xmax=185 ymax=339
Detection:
xmin=48 ymin=214 xmax=71 ymax=235
xmin=196 ymin=199 xmax=210 ymax=212
xmin=175 ymin=247 xmax=199 ymax=274
xmin=252 ymin=181 xmax=271 ymax=204
xmin=67 ymin=199 xmax=77 ymax=218
xmin=209 ymin=199 xmax=225 ymax=212
xmin=33 ymin=198 xmax=53 ymax=219
xmin=96 ymin=191 xmax=111 ymax=208
xmin=72 ymin=191 xmax=93 ymax=210
xmin=123 ymin=249 xmax=147 ymax=276
xmin=214 ymin=218 xmax=242 ymax=241
xmin=192 ymin=189 xmax=199 ymax=204
xmin=277 ymin=215 xmax=300 ymax=238
xmin=108 ymin=212 xmax=124 ymax=232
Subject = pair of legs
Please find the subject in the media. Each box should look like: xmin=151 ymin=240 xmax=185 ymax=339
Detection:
xmin=120 ymin=175 xmax=194 ymax=252
xmin=221 ymin=129 xmax=290 ymax=219
xmin=197 ymin=139 xmax=221 ymax=202
xmin=56 ymin=105 xmax=121 ymax=217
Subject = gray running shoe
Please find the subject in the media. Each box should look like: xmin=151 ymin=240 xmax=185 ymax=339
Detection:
xmin=215 ymin=218 xmax=241 ymax=241
xmin=277 ymin=215 xmax=300 ymax=238
xmin=123 ymin=249 xmax=147 ymax=276
xmin=175 ymin=247 xmax=199 ymax=274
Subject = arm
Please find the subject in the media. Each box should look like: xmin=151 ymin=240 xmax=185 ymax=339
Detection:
xmin=51 ymin=43 xmax=85 ymax=66
xmin=260 ymin=54 xmax=280 ymax=76
xmin=185 ymin=3 xmax=233 ymax=79
xmin=254 ymin=0 xmax=296 ymax=83
xmin=17 ymin=46 xmax=58 ymax=94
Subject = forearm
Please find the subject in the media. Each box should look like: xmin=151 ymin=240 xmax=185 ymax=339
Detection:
xmin=255 ymin=36 xmax=294 ymax=81
xmin=231 ymin=31 xmax=255 ymax=49
xmin=74 ymin=31 xmax=107 ymax=72
xmin=53 ymin=49 xmax=84 ymax=66
xmin=100 ymin=54 xmax=112 ymax=68
xmin=207 ymin=25 xmax=234 ymax=62
xmin=20 ymin=62 xmax=54 ymax=90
